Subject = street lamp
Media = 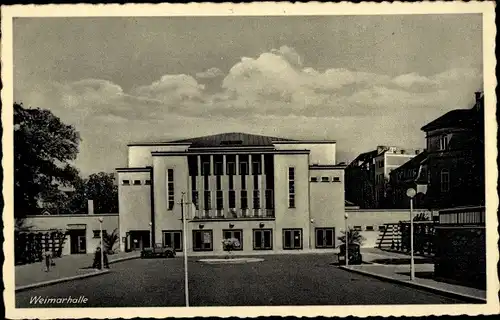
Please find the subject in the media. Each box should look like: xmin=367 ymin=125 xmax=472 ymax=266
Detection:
xmin=406 ymin=188 xmax=416 ymax=281
xmin=344 ymin=212 xmax=349 ymax=267
xmin=98 ymin=217 xmax=104 ymax=270
xmin=149 ymin=222 xmax=153 ymax=248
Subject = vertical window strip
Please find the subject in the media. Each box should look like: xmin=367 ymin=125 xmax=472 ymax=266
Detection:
xmin=288 ymin=167 xmax=295 ymax=208
xmin=168 ymin=169 xmax=175 ymax=210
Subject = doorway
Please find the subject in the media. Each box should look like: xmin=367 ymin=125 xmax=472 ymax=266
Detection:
xmin=128 ymin=230 xmax=151 ymax=251
xmin=68 ymin=230 xmax=87 ymax=254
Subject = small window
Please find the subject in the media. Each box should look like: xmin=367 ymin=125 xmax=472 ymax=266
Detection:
xmin=252 ymin=162 xmax=262 ymax=175
xmin=379 ymin=225 xmax=386 ymax=232
xmin=214 ymin=162 xmax=224 ymax=176
xmin=321 ymin=177 xmax=330 ymax=182
xmin=253 ymin=229 xmax=273 ymax=250
xmin=93 ymin=230 xmax=107 ymax=238
xmin=310 ymin=177 xmax=318 ymax=182
xmin=353 ymin=226 xmax=362 ymax=231
xmin=193 ymin=230 xmax=213 ymax=251
xmin=332 ymin=177 xmax=341 ymax=182
xmin=144 ymin=179 xmax=151 ymax=185
xmin=365 ymin=226 xmax=374 ymax=231
xmin=315 ymin=228 xmax=335 ymax=248
xmin=239 ymin=162 xmax=249 ymax=175
xmin=133 ymin=180 xmax=141 ymax=185
xmin=122 ymin=180 xmax=130 ymax=185
xmin=222 ymin=229 xmax=243 ymax=251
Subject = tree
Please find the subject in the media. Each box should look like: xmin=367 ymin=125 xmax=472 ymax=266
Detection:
xmin=14 ymin=103 xmax=81 ymax=219
xmin=84 ymin=172 xmax=119 ymax=213
xmin=337 ymin=228 xmax=366 ymax=246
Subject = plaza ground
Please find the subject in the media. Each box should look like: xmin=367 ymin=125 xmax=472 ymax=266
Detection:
xmin=16 ymin=253 xmax=465 ymax=307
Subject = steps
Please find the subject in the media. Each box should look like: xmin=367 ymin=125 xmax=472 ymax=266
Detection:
xmin=376 ymin=223 xmax=402 ymax=250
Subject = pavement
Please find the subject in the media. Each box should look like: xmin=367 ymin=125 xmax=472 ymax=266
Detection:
xmin=15 ymin=251 xmax=141 ymax=292
xmin=16 ymin=253 xmax=464 ymax=307
xmin=339 ymin=248 xmax=487 ymax=303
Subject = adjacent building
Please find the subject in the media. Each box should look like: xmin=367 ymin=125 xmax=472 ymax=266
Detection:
xmin=387 ymin=151 xmax=429 ymax=209
xmin=117 ymin=132 xmax=346 ymax=254
xmin=420 ymin=92 xmax=485 ymax=209
xmin=345 ymin=146 xmax=423 ymax=209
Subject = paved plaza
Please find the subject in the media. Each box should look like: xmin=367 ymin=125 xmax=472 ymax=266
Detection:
xmin=16 ymin=253 xmax=468 ymax=307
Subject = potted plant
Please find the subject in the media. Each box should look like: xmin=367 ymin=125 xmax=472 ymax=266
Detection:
xmin=222 ymin=238 xmax=241 ymax=259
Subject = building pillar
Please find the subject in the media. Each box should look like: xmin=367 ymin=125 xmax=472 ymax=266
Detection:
xmin=260 ymin=154 xmax=265 ymax=217
xmin=210 ymin=155 xmax=216 ymax=217
xmin=197 ymin=155 xmax=203 ymax=218
xmin=248 ymin=154 xmax=255 ymax=216
xmin=235 ymin=154 xmax=241 ymax=216
xmin=222 ymin=154 xmax=229 ymax=216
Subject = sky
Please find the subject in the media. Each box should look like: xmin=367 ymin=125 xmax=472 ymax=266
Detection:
xmin=13 ymin=15 xmax=483 ymax=177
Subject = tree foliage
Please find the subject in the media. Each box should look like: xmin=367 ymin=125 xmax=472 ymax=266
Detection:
xmin=82 ymin=172 xmax=119 ymax=214
xmin=14 ymin=103 xmax=81 ymax=218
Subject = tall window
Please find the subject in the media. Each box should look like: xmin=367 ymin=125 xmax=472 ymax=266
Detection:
xmin=167 ymin=169 xmax=175 ymax=210
xmin=193 ymin=230 xmax=213 ymax=251
xmin=288 ymin=167 xmax=295 ymax=208
xmin=229 ymin=175 xmax=234 ymax=190
xmin=214 ymin=162 xmax=223 ymax=176
xmin=191 ymin=191 xmax=199 ymax=210
xmin=202 ymin=162 xmax=211 ymax=176
xmin=253 ymin=229 xmax=272 ymax=250
xmin=253 ymin=190 xmax=260 ymax=209
xmin=216 ymin=190 xmax=224 ymax=210
xmin=227 ymin=162 xmax=236 ymax=175
xmin=204 ymin=190 xmax=211 ymax=210
xmin=229 ymin=190 xmax=236 ymax=208
xmin=163 ymin=230 xmax=182 ymax=251
xmin=315 ymin=228 xmax=334 ymax=248
xmin=439 ymin=135 xmax=449 ymax=151
xmin=252 ymin=161 xmax=261 ymax=175
xmin=222 ymin=229 xmax=243 ymax=250
xmin=240 ymin=191 xmax=248 ymax=209
xmin=283 ymin=229 xmax=302 ymax=250
xmin=239 ymin=162 xmax=248 ymax=175
xmin=265 ymin=189 xmax=274 ymax=209
xmin=440 ymin=169 xmax=450 ymax=192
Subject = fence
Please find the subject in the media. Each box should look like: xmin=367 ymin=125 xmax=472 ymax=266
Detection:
xmin=377 ymin=221 xmax=436 ymax=256
xmin=15 ymin=230 xmax=67 ymax=265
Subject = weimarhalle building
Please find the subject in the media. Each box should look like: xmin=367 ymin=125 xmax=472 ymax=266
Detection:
xmin=117 ymin=132 xmax=345 ymax=255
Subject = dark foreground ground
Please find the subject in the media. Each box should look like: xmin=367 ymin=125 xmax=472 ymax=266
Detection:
xmin=16 ymin=254 xmax=464 ymax=307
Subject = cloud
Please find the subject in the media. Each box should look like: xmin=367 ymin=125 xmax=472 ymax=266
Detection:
xmin=196 ymin=67 xmax=224 ymax=79
xmin=17 ymin=45 xmax=482 ymax=123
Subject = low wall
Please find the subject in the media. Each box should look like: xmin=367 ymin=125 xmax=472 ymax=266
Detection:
xmin=345 ymin=209 xmax=433 ymax=247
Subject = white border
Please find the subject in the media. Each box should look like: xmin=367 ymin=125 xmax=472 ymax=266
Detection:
xmin=2 ymin=2 xmax=498 ymax=318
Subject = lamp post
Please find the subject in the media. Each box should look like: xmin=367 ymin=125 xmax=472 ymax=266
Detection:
xmin=98 ymin=217 xmax=104 ymax=270
xmin=406 ymin=188 xmax=416 ymax=281
xmin=344 ymin=212 xmax=349 ymax=267
xmin=149 ymin=222 xmax=153 ymax=248
xmin=180 ymin=192 xmax=190 ymax=307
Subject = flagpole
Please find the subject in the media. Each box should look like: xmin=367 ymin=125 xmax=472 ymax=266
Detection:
xmin=181 ymin=192 xmax=190 ymax=307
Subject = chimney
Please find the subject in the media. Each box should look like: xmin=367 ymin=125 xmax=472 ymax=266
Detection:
xmin=475 ymin=91 xmax=482 ymax=103
xmin=88 ymin=200 xmax=94 ymax=215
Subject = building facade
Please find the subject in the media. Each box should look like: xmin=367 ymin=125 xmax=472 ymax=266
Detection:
xmin=117 ymin=132 xmax=346 ymax=254
xmin=420 ymin=92 xmax=485 ymax=209
xmin=345 ymin=146 xmax=423 ymax=209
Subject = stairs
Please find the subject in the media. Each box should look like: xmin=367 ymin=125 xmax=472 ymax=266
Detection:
xmin=376 ymin=223 xmax=402 ymax=250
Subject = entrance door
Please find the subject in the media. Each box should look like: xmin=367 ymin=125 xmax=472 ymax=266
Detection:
xmin=69 ymin=230 xmax=87 ymax=254
xmin=129 ymin=230 xmax=151 ymax=250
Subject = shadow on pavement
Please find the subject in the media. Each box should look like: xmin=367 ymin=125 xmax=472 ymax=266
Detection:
xmin=371 ymin=258 xmax=434 ymax=265
xmin=397 ymin=271 xmax=485 ymax=290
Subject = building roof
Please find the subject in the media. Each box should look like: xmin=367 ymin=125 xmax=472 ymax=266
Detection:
xmin=169 ymin=132 xmax=297 ymax=147
xmin=390 ymin=151 xmax=428 ymax=174
xmin=348 ymin=150 xmax=379 ymax=167
xmin=421 ymin=94 xmax=484 ymax=132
